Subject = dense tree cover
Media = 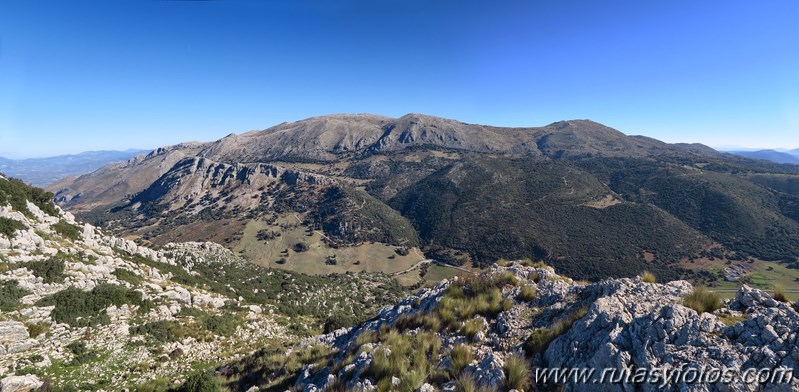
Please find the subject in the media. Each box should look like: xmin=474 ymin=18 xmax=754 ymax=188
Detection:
xmin=313 ymin=185 xmax=420 ymax=247
xmin=578 ymin=157 xmax=799 ymax=262
xmin=391 ymin=157 xmax=707 ymax=280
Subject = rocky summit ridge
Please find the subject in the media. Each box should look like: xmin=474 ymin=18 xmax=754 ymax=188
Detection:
xmin=264 ymin=262 xmax=799 ymax=392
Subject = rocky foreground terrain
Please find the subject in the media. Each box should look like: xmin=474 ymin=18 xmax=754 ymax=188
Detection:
xmin=0 ymin=175 xmax=406 ymax=391
xmin=227 ymin=262 xmax=799 ymax=392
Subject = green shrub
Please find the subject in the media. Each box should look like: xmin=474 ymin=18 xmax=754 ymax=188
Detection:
xmin=0 ymin=217 xmax=25 ymax=237
xmin=521 ymin=259 xmax=547 ymax=268
xmin=394 ymin=312 xmax=443 ymax=333
xmin=683 ymin=286 xmax=722 ymax=313
xmin=523 ymin=328 xmax=556 ymax=357
xmin=454 ymin=372 xmax=499 ymax=392
xmin=364 ymin=330 xmax=441 ymax=388
xmin=176 ymin=307 xmax=208 ymax=318
xmin=524 ymin=305 xmax=588 ymax=357
xmin=0 ymin=279 xmax=31 ymax=311
xmin=773 ymin=284 xmax=788 ymax=302
xmin=66 ymin=341 xmax=98 ymax=365
xmin=449 ymin=344 xmax=473 ymax=377
xmin=503 ymin=355 xmax=531 ymax=390
xmin=355 ymin=330 xmax=379 ymax=347
xmin=292 ymin=242 xmax=309 ymax=252
xmin=517 ymin=285 xmax=537 ymax=302
xmin=324 ymin=313 xmax=360 ymax=333
xmin=132 ymin=319 xmax=210 ymax=342
xmin=461 ymin=318 xmax=484 ymax=341
xmin=641 ymin=271 xmax=656 ymax=283
xmin=52 ymin=221 xmax=81 ymax=241
xmin=37 ymin=284 xmax=147 ymax=327
xmin=26 ymin=322 xmax=49 ymax=338
xmin=179 ymin=371 xmax=221 ymax=392
xmin=495 ymin=258 xmax=510 ymax=267
xmin=492 ymin=271 xmax=518 ymax=288
xmin=0 ymin=177 xmax=58 ymax=218
xmin=132 ymin=320 xmax=182 ymax=343
xmin=112 ymin=268 xmax=143 ymax=285
xmin=27 ymin=257 xmax=66 ymax=284
xmin=203 ymin=314 xmax=242 ymax=336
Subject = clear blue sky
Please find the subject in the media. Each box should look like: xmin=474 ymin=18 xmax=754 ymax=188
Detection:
xmin=1 ymin=0 xmax=797 ymax=158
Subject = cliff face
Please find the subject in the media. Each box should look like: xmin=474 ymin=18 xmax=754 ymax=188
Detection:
xmin=241 ymin=261 xmax=799 ymax=392
xmin=131 ymin=156 xmax=334 ymax=212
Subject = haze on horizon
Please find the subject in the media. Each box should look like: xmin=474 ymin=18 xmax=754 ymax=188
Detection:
xmin=1 ymin=0 xmax=797 ymax=159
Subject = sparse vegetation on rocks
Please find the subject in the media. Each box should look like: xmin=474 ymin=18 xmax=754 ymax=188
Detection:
xmin=683 ymin=286 xmax=722 ymax=313
xmin=773 ymin=284 xmax=788 ymax=302
xmin=641 ymin=270 xmax=656 ymax=283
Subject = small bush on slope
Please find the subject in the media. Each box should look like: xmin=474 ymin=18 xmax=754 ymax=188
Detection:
xmin=37 ymin=284 xmax=150 ymax=327
xmin=517 ymin=285 xmax=537 ymax=302
xmin=524 ymin=305 xmax=589 ymax=357
xmin=363 ymin=329 xmax=442 ymax=390
xmin=0 ymin=216 xmax=25 ymax=237
xmin=504 ymin=354 xmax=531 ymax=390
xmin=0 ymin=176 xmax=59 ymax=218
xmin=773 ymin=284 xmax=788 ymax=302
xmin=52 ymin=220 xmax=82 ymax=241
xmin=683 ymin=286 xmax=722 ymax=314
xmin=27 ymin=257 xmax=66 ymax=284
xmin=449 ymin=344 xmax=473 ymax=377
xmin=0 ymin=279 xmax=31 ymax=311
xmin=179 ymin=370 xmax=221 ymax=392
xmin=460 ymin=318 xmax=484 ymax=341
xmin=112 ymin=267 xmax=143 ymax=285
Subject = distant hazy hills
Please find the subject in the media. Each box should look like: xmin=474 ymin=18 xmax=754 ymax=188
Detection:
xmin=0 ymin=149 xmax=148 ymax=186
xmin=50 ymin=114 xmax=799 ymax=280
xmin=726 ymin=149 xmax=799 ymax=165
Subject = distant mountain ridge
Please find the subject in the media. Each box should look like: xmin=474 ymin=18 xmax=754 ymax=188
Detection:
xmin=0 ymin=149 xmax=148 ymax=186
xmin=726 ymin=149 xmax=799 ymax=165
xmin=49 ymin=113 xmax=799 ymax=281
xmin=195 ymin=114 xmax=719 ymax=163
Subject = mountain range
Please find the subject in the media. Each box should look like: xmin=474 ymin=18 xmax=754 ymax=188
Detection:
xmin=49 ymin=114 xmax=799 ymax=282
xmin=0 ymin=149 xmax=148 ymax=187
xmin=725 ymin=149 xmax=799 ymax=165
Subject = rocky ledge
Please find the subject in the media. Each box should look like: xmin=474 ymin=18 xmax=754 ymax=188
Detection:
xmin=277 ymin=262 xmax=799 ymax=392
